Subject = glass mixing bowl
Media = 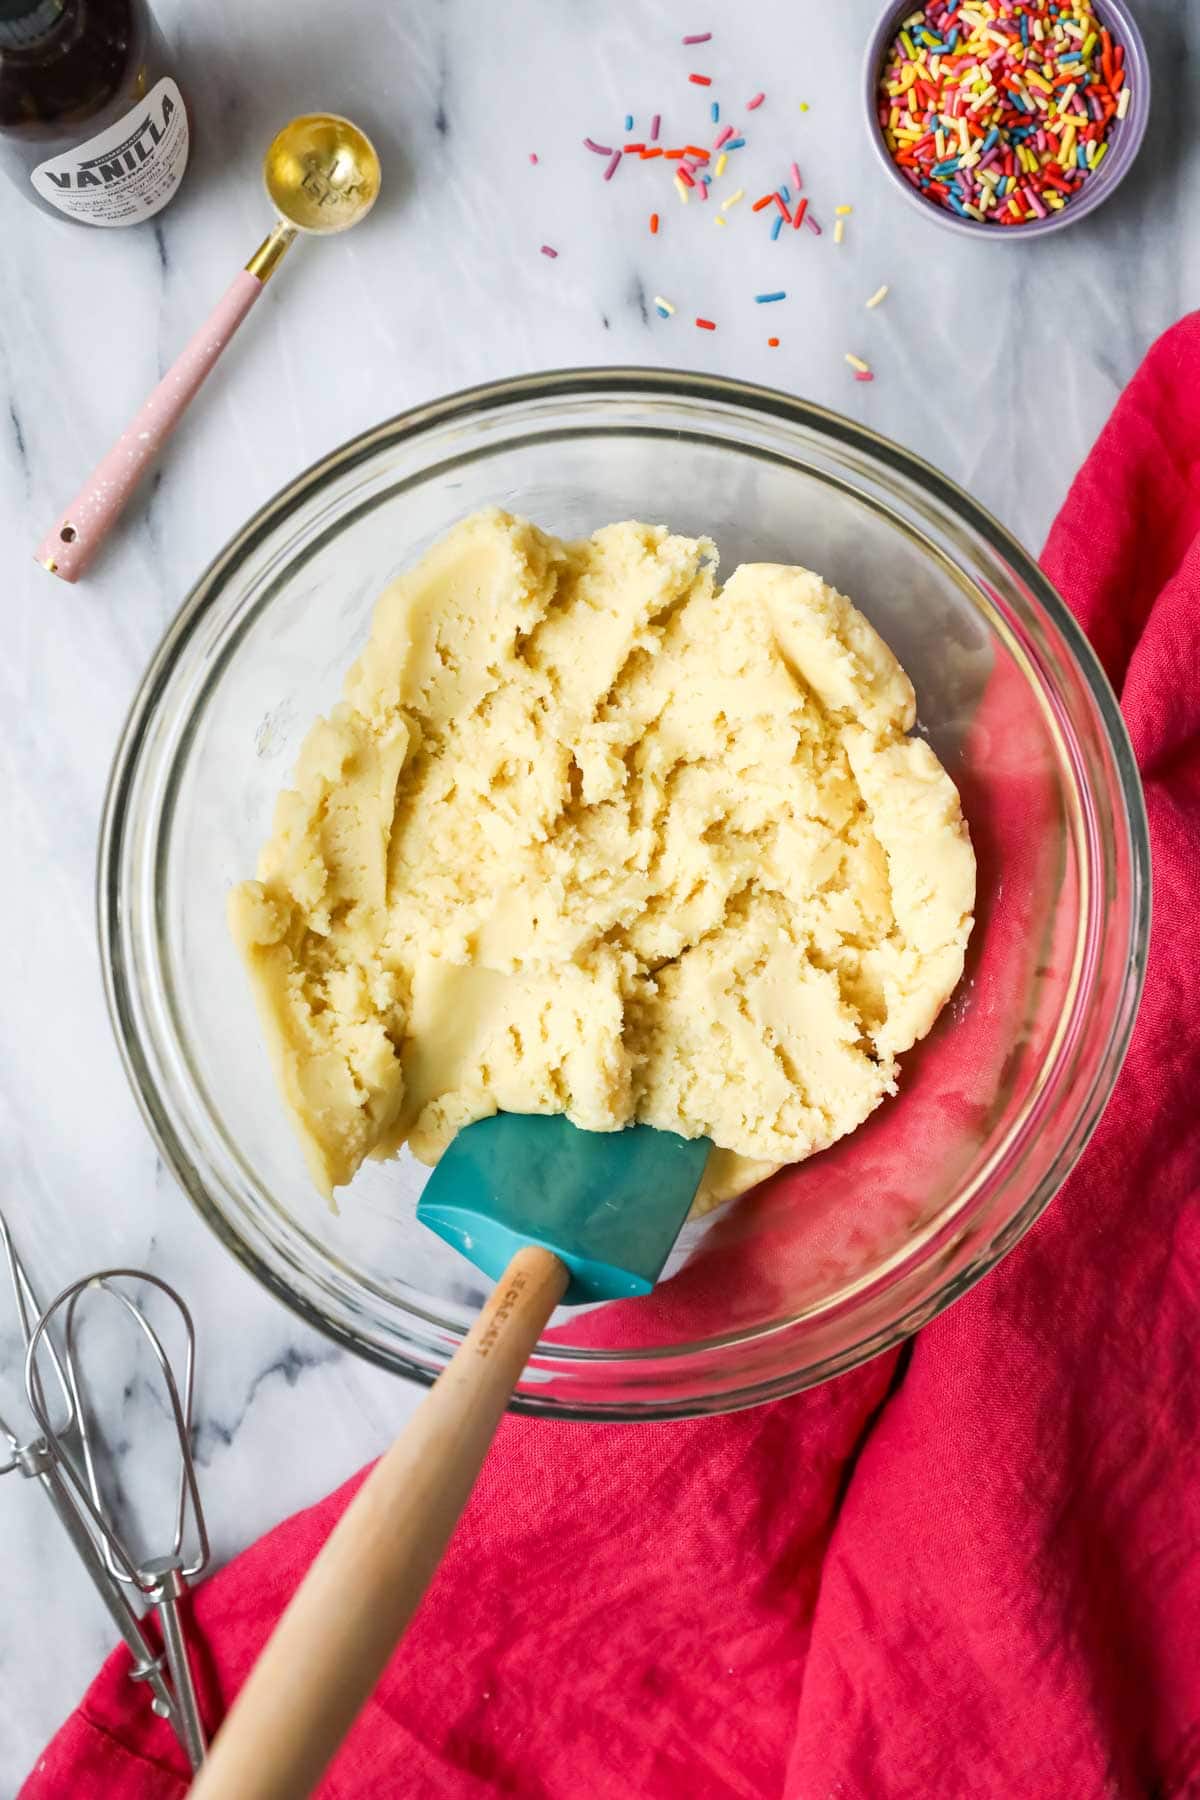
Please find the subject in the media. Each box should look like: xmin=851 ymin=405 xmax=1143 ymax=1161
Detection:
xmin=99 ymin=369 xmax=1150 ymax=1419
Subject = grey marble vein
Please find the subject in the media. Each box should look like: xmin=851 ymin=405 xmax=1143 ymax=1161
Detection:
xmin=1 ymin=0 xmax=1198 ymax=1785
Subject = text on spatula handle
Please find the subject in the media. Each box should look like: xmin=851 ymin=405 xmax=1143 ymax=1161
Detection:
xmin=476 ymin=1271 xmax=531 ymax=1359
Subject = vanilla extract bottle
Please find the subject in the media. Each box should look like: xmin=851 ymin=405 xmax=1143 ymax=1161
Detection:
xmin=0 ymin=0 xmax=188 ymax=225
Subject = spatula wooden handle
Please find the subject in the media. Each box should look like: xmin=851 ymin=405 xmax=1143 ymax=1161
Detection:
xmin=189 ymin=1244 xmax=568 ymax=1800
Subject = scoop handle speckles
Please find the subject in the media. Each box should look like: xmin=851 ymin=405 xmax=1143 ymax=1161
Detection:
xmin=35 ymin=267 xmax=268 ymax=584
xmin=187 ymin=1243 xmax=569 ymax=1800
xmin=36 ymin=114 xmax=381 ymax=584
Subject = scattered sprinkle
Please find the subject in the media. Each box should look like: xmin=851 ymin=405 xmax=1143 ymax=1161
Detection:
xmin=603 ymin=151 xmax=622 ymax=181
xmin=845 ymin=352 xmax=871 ymax=373
xmin=695 ymin=317 xmax=717 ymax=329
xmin=625 ymin=143 xmax=646 ymax=153
xmin=806 ymin=210 xmax=822 ymax=235
xmin=752 ymin=192 xmax=774 ymax=211
xmin=792 ymin=195 xmax=809 ymax=229
xmin=773 ymin=192 xmax=792 ymax=220
xmin=721 ymin=187 xmax=745 ymax=210
xmin=674 ymin=173 xmax=690 ymax=203
xmin=650 ymin=113 xmax=661 ymax=141
xmin=714 ymin=124 xmax=735 ymax=149
xmin=724 ymin=136 xmax=746 ymax=150
xmin=790 ymin=161 xmax=802 ymax=190
xmin=767 ymin=336 xmax=780 ymax=346
xmin=714 ymin=214 xmax=727 ymax=226
xmin=799 ymin=101 xmax=809 ymax=112
xmin=711 ymin=101 xmax=720 ymax=123
xmin=834 ymin=217 xmax=845 ymax=243
xmin=689 ymin=73 xmax=713 ymax=86
xmin=584 ymin=138 xmax=612 ymax=156
xmin=540 ymin=244 xmax=558 ymax=258
xmin=650 ymin=212 xmax=660 ymax=234
xmin=866 ymin=284 xmax=889 ymax=308
xmin=770 ymin=212 xmax=783 ymax=240
xmin=746 ymin=92 xmax=766 ymax=110
xmin=755 ymin=290 xmax=786 ymax=303
xmin=624 ymin=114 xmax=634 ymax=132
xmin=715 ymin=152 xmax=728 ymax=177
xmin=682 ymin=31 xmax=713 ymax=44
xmin=529 ymin=153 xmax=539 ymax=165
xmin=855 ymin=370 xmax=875 ymax=382
xmin=654 ymin=295 xmax=676 ymax=316
xmin=835 ymin=205 xmax=853 ymax=216
xmin=640 ymin=146 xmax=663 ymax=159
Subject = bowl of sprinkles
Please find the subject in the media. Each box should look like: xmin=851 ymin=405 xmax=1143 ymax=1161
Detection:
xmin=866 ymin=0 xmax=1149 ymax=234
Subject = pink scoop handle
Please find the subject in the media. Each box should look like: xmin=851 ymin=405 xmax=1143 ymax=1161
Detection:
xmin=37 ymin=268 xmax=265 ymax=584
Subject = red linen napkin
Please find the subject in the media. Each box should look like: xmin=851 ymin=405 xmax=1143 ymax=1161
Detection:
xmin=23 ymin=315 xmax=1200 ymax=1800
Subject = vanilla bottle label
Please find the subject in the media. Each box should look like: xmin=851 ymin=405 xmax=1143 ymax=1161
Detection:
xmin=30 ymin=75 xmax=187 ymax=225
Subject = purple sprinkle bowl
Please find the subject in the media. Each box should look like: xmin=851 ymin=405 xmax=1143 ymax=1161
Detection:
xmin=862 ymin=0 xmax=1151 ymax=239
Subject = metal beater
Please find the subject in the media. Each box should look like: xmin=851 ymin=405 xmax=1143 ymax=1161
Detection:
xmin=1 ymin=1211 xmax=209 ymax=1770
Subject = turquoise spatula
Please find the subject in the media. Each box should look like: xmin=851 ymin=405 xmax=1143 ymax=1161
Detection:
xmin=191 ymin=1115 xmax=710 ymax=1800
xmin=418 ymin=1111 xmax=711 ymax=1303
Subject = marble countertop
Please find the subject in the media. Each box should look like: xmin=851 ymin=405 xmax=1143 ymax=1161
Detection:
xmin=1 ymin=0 xmax=1197 ymax=1783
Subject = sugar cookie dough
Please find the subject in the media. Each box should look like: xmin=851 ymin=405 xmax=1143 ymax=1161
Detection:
xmin=230 ymin=510 xmax=975 ymax=1210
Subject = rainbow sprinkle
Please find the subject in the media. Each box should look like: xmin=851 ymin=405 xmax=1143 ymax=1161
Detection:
xmin=866 ymin=284 xmax=889 ymax=307
xmin=569 ymin=71 xmax=879 ymax=379
xmin=877 ymin=0 xmax=1130 ymax=227
xmin=529 ymin=153 xmax=539 ymax=165
xmin=682 ymin=31 xmax=712 ymax=44
xmin=540 ymin=244 xmax=558 ymax=257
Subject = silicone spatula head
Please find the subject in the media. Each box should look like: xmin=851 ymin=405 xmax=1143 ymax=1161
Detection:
xmin=416 ymin=1114 xmax=711 ymax=1306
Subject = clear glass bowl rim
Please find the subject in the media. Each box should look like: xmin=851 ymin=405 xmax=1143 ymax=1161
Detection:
xmin=97 ymin=366 xmax=1152 ymax=1420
